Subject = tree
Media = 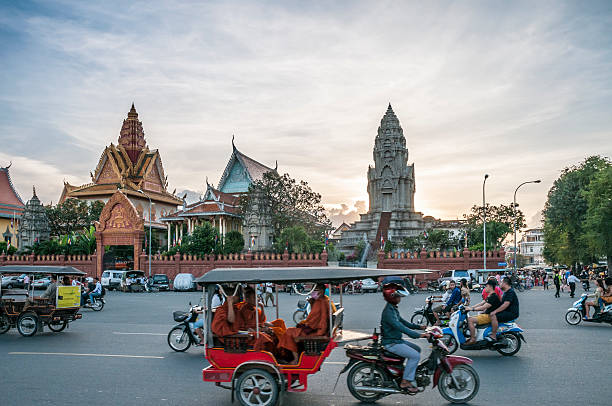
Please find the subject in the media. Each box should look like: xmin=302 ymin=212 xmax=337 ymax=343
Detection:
xmin=424 ymin=229 xmax=454 ymax=250
xmin=403 ymin=235 xmax=423 ymax=251
xmin=0 ymin=241 xmax=17 ymax=255
xmin=272 ymin=225 xmax=323 ymax=254
xmin=582 ymin=165 xmax=612 ymax=266
xmin=179 ymin=223 xmax=219 ymax=256
xmin=543 ymin=156 xmax=610 ymax=266
xmin=240 ymin=172 xmax=331 ymax=243
xmin=463 ymin=203 xmax=526 ymax=250
xmin=46 ymin=199 xmax=105 ymax=237
xmin=224 ymin=231 xmax=245 ymax=254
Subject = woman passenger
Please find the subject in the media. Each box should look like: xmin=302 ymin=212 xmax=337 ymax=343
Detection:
xmin=584 ymin=279 xmax=604 ymax=319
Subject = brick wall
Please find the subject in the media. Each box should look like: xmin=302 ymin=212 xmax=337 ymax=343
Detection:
xmin=0 ymin=253 xmax=98 ymax=277
xmin=377 ymin=248 xmax=506 ymax=281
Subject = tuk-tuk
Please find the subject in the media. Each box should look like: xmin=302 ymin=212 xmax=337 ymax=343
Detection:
xmin=194 ymin=266 xmax=430 ymax=406
xmin=0 ymin=265 xmax=86 ymax=337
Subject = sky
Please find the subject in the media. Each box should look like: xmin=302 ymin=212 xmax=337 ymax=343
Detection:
xmin=1 ymin=0 xmax=611 ymax=229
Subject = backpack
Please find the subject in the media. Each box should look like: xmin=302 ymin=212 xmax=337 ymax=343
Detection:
xmin=101 ymin=285 xmax=106 ymax=296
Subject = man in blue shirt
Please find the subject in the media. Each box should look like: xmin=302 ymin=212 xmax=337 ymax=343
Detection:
xmin=433 ymin=280 xmax=462 ymax=325
xmin=380 ymin=282 xmax=428 ymax=393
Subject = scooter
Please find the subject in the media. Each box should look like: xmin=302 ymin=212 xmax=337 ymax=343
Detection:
xmin=292 ymin=298 xmax=311 ymax=324
xmin=81 ymin=290 xmax=105 ymax=311
xmin=340 ymin=327 xmax=480 ymax=404
xmin=167 ymin=303 xmax=202 ymax=352
xmin=565 ymin=294 xmax=612 ymax=325
xmin=441 ymin=305 xmax=525 ymax=356
xmin=411 ymin=296 xmax=450 ymax=327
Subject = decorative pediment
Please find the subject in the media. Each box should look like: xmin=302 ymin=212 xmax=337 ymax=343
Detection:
xmin=96 ymin=190 xmax=144 ymax=233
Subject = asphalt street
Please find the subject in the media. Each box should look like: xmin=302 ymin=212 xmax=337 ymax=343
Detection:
xmin=0 ymin=286 xmax=610 ymax=406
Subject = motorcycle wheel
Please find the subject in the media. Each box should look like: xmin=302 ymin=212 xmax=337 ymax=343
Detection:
xmin=17 ymin=312 xmax=39 ymax=337
xmin=410 ymin=311 xmax=427 ymax=325
xmin=167 ymin=326 xmax=192 ymax=352
xmin=293 ymin=310 xmax=306 ymax=325
xmin=441 ymin=334 xmax=458 ymax=354
xmin=437 ymin=364 xmax=479 ymax=403
xmin=496 ymin=332 xmax=521 ymax=356
xmin=565 ymin=310 xmax=582 ymax=325
xmin=0 ymin=314 xmax=10 ymax=334
xmin=91 ymin=300 xmax=104 ymax=311
xmin=47 ymin=320 xmax=68 ymax=332
xmin=346 ymin=362 xmax=386 ymax=403
xmin=235 ymin=368 xmax=279 ymax=406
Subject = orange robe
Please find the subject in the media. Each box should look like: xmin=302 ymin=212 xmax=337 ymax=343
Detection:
xmin=278 ymin=295 xmax=331 ymax=353
xmin=211 ymin=302 xmax=240 ymax=338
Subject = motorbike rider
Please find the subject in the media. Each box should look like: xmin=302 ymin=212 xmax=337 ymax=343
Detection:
xmin=380 ymin=281 xmax=428 ymax=393
xmin=488 ymin=277 xmax=519 ymax=341
xmin=584 ymin=279 xmax=605 ymax=319
xmin=464 ymin=280 xmax=501 ymax=344
xmin=433 ymin=280 xmax=461 ymax=325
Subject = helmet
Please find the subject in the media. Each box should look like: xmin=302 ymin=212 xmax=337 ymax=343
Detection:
xmin=382 ymin=282 xmax=409 ymax=303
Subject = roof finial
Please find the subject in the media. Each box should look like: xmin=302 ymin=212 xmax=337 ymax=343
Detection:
xmin=231 ymin=134 xmax=236 ymax=150
xmin=274 ymin=160 xmax=278 ymax=171
xmin=128 ymin=102 xmax=138 ymax=118
xmin=206 ymin=176 xmax=210 ymax=188
xmin=32 ymin=185 xmax=37 ymax=198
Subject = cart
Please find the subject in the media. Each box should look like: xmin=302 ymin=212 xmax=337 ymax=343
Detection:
xmin=0 ymin=265 xmax=86 ymax=337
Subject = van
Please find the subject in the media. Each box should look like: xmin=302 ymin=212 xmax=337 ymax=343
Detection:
xmin=437 ymin=270 xmax=472 ymax=288
xmin=101 ymin=270 xmax=146 ymax=291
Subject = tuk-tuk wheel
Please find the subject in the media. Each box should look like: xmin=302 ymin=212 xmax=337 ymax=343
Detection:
xmin=47 ymin=320 xmax=68 ymax=332
xmin=235 ymin=368 xmax=279 ymax=406
xmin=17 ymin=312 xmax=39 ymax=337
xmin=0 ymin=314 xmax=10 ymax=334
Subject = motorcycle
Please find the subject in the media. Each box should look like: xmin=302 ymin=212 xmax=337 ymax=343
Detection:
xmin=340 ymin=327 xmax=479 ymax=404
xmin=410 ymin=296 xmax=450 ymax=327
xmin=167 ymin=303 xmax=202 ymax=352
xmin=292 ymin=298 xmax=310 ymax=324
xmin=565 ymin=294 xmax=612 ymax=325
xmin=441 ymin=305 xmax=525 ymax=356
xmin=81 ymin=290 xmax=105 ymax=311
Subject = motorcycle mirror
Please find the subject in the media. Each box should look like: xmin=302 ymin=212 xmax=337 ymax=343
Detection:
xmin=189 ymin=301 xmax=192 ymax=306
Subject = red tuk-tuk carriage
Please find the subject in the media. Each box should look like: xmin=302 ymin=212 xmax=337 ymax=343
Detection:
xmin=0 ymin=265 xmax=86 ymax=336
xmin=195 ymin=266 xmax=430 ymax=406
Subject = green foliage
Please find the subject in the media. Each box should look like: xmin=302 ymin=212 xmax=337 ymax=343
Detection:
xmin=179 ymin=223 xmax=219 ymax=256
xmin=543 ymin=156 xmax=611 ymax=266
xmin=27 ymin=226 xmax=97 ymax=256
xmin=46 ymin=199 xmax=105 ymax=237
xmin=272 ymin=225 xmax=323 ymax=254
xmin=463 ymin=203 xmax=525 ymax=250
xmin=224 ymin=231 xmax=245 ymax=254
xmin=325 ymin=242 xmax=341 ymax=261
xmin=0 ymin=241 xmax=17 ymax=255
xmin=240 ymin=172 xmax=331 ymax=243
xmin=384 ymin=239 xmax=395 ymax=253
xmin=425 ymin=229 xmax=454 ymax=250
xmin=403 ymin=236 xmax=423 ymax=251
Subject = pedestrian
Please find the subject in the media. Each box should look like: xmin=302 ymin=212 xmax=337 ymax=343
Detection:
xmin=264 ymin=282 xmax=275 ymax=307
xmin=567 ymin=271 xmax=580 ymax=298
xmin=23 ymin=274 xmax=30 ymax=291
xmin=553 ymin=270 xmax=561 ymax=298
xmin=543 ymin=272 xmax=549 ymax=290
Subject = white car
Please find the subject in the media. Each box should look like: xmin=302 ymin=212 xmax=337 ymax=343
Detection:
xmin=173 ymin=273 xmax=197 ymax=291
xmin=361 ymin=278 xmax=379 ymax=293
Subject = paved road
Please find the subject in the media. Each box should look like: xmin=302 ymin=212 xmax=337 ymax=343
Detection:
xmin=1 ymin=287 xmax=610 ymax=405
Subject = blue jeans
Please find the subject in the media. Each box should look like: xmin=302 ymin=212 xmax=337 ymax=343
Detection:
xmin=89 ymin=292 xmax=101 ymax=304
xmin=385 ymin=340 xmax=421 ymax=382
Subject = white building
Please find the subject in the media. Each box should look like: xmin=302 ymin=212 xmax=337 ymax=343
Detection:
xmin=518 ymin=228 xmax=545 ymax=266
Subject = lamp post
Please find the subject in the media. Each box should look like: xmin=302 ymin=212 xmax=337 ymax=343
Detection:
xmin=483 ymin=174 xmax=489 ymax=271
xmin=138 ymin=190 xmax=152 ymax=278
xmin=513 ymin=179 xmax=541 ymax=274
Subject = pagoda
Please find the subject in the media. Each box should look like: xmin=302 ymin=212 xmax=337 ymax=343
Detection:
xmin=0 ymin=163 xmax=25 ymax=248
xmin=60 ymin=104 xmax=182 ymax=244
xmin=18 ymin=187 xmax=50 ymax=249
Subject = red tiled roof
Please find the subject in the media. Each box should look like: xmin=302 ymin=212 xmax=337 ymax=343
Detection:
xmin=0 ymin=166 xmax=25 ymax=217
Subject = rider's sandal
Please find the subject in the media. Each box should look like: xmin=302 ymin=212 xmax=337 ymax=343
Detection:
xmin=400 ymin=383 xmax=418 ymax=394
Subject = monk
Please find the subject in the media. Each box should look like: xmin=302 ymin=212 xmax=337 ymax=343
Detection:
xmin=212 ymin=287 xmax=286 ymax=353
xmin=278 ymin=283 xmax=332 ymax=364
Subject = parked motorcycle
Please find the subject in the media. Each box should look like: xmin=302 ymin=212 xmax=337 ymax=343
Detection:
xmin=441 ymin=305 xmax=525 ymax=356
xmin=340 ymin=327 xmax=479 ymax=404
xmin=410 ymin=296 xmax=450 ymax=327
xmin=565 ymin=294 xmax=612 ymax=325
xmin=167 ymin=303 xmax=202 ymax=352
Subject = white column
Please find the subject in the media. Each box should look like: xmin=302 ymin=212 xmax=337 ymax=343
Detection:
xmin=167 ymin=224 xmax=171 ymax=251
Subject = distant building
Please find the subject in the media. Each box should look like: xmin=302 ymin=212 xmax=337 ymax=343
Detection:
xmin=162 ymin=139 xmax=277 ymax=251
xmin=0 ymin=164 xmax=25 ymax=248
xmin=518 ymin=228 xmax=545 ymax=265
xmin=329 ymin=223 xmax=350 ymax=244
xmin=18 ymin=187 xmax=50 ymax=249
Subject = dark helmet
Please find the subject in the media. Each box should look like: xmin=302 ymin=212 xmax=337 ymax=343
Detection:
xmin=382 ymin=282 xmax=409 ymax=303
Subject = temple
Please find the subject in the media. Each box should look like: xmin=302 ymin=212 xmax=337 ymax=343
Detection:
xmin=162 ymin=139 xmax=276 ymax=251
xmin=0 ymin=164 xmax=25 ymax=248
xmin=18 ymin=187 xmax=51 ymax=249
xmin=338 ymin=105 xmax=435 ymax=252
xmin=60 ymin=104 xmax=182 ymax=248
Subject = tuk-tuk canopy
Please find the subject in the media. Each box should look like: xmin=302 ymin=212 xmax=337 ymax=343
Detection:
xmin=0 ymin=265 xmax=87 ymax=276
xmin=195 ymin=267 xmax=431 ymax=286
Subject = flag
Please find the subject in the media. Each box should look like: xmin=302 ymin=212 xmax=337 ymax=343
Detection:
xmin=325 ymin=231 xmax=329 ymax=246
xmin=251 ymin=236 xmax=255 ymax=248
xmin=423 ymin=230 xmax=428 ymax=239
xmin=11 ymin=211 xmax=14 ymax=230
xmin=380 ymin=234 xmax=385 ymax=248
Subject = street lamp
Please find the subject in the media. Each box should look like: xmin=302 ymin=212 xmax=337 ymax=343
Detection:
xmin=482 ymin=174 xmax=489 ymax=271
xmin=513 ymin=179 xmax=541 ymax=274
xmin=138 ymin=189 xmax=152 ymax=278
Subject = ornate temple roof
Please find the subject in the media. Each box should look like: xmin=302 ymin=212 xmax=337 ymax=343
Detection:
xmin=217 ymin=138 xmax=276 ymax=193
xmin=60 ymin=104 xmax=182 ymax=207
xmin=0 ymin=164 xmax=25 ymax=219
xmin=379 ymin=103 xmax=402 ymax=131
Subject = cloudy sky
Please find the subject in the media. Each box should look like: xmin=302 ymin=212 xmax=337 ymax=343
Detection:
xmin=1 ymin=0 xmax=611 ymax=228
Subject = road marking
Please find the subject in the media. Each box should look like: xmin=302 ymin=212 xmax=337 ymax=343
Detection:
xmin=325 ymin=361 xmax=347 ymax=365
xmin=113 ymin=332 xmax=166 ymax=336
xmin=9 ymin=352 xmax=164 ymax=359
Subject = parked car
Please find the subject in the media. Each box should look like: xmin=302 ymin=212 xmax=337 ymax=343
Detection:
xmin=437 ymin=269 xmax=472 ymax=289
xmin=101 ymin=270 xmax=127 ymax=290
xmin=151 ymin=274 xmax=170 ymax=291
xmin=32 ymin=277 xmax=52 ymax=290
xmin=361 ymin=278 xmax=379 ymax=293
xmin=173 ymin=273 xmax=196 ymax=291
xmin=1 ymin=274 xmax=26 ymax=289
